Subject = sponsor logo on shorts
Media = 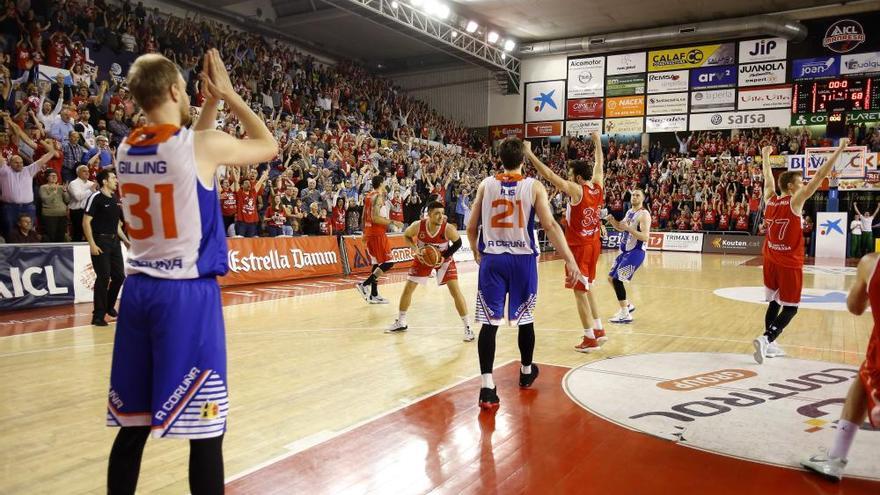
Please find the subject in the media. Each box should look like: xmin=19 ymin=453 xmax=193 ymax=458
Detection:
xmin=200 ymin=402 xmax=220 ymax=420
xmin=156 ymin=367 xmax=201 ymax=421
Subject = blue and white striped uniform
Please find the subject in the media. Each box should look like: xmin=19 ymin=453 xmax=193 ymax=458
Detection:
xmin=609 ymin=208 xmax=649 ymax=282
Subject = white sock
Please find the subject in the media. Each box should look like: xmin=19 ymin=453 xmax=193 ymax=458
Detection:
xmin=521 ymin=364 xmax=531 ymax=374
xmin=462 ymin=315 xmax=470 ymax=328
xmin=594 ymin=318 xmax=603 ymax=330
xmin=481 ymin=373 xmax=495 ymax=389
xmin=398 ymin=311 xmax=407 ymax=322
xmin=583 ymin=328 xmax=595 ymax=338
xmin=621 ymin=307 xmax=630 ymax=316
xmin=829 ymin=419 xmax=859 ymax=459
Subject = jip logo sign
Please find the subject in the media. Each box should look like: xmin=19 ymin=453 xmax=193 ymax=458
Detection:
xmin=565 ymin=353 xmax=880 ymax=479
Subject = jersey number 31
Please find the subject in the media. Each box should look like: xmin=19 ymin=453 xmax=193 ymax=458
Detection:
xmin=121 ymin=183 xmax=178 ymax=240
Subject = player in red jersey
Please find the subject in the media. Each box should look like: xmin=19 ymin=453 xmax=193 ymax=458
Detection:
xmin=753 ymin=140 xmax=847 ymax=363
xmin=355 ymin=175 xmax=395 ymax=304
xmin=386 ymin=201 xmax=473 ymax=342
xmin=801 ymin=251 xmax=880 ymax=480
xmin=528 ymin=132 xmax=606 ymax=353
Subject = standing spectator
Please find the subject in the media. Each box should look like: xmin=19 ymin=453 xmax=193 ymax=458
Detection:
xmin=7 ymin=213 xmax=40 ymax=243
xmin=219 ymin=176 xmax=238 ymax=236
xmin=83 ymin=169 xmax=128 ymax=327
xmin=850 ymin=210 xmax=864 ymax=258
xmin=68 ymin=165 xmax=95 ymax=242
xmin=74 ymin=107 xmax=96 ymax=149
xmin=38 ymin=170 xmax=69 ymax=242
xmin=235 ymin=170 xmax=267 ymax=237
xmin=49 ymin=109 xmax=76 ymax=144
xmin=0 ymin=152 xmax=53 ymax=239
xmin=85 ymin=135 xmax=115 ymax=169
xmin=301 ymin=202 xmax=322 ymax=235
xmin=803 ymin=216 xmax=814 ymax=257
xmin=675 ymin=132 xmax=692 ymax=155
xmin=855 ymin=202 xmax=879 ymax=257
xmin=62 ymin=130 xmax=89 ymax=183
xmin=265 ymin=195 xmax=287 ymax=237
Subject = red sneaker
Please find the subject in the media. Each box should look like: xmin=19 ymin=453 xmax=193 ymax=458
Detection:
xmin=575 ymin=336 xmax=601 ymax=353
xmin=594 ymin=328 xmax=607 ymax=343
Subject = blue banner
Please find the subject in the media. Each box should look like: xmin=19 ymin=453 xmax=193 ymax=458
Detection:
xmin=84 ymin=42 xmax=138 ymax=85
xmin=690 ymin=66 xmax=736 ymax=89
xmin=602 ymin=228 xmax=624 ymax=249
xmin=0 ymin=245 xmax=75 ymax=310
xmin=791 ymin=57 xmax=839 ymax=80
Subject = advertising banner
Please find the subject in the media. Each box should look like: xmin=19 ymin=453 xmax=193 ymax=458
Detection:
xmin=218 ymin=236 xmax=343 ymax=286
xmin=37 ymin=65 xmax=73 ymax=86
xmin=791 ymin=57 xmax=839 ymax=80
xmin=646 ymin=93 xmax=688 ymax=115
xmin=787 ymin=149 xmax=879 ymax=190
xmin=815 ymin=212 xmax=848 ymax=259
xmin=648 ymin=43 xmax=735 ymax=71
xmin=566 ymin=119 xmax=604 ymax=136
xmin=646 ymin=232 xmax=704 ymax=252
xmin=605 ymin=95 xmax=645 ymax=118
xmin=607 ymin=52 xmax=647 ymax=75
xmin=839 ymin=51 xmax=880 ymax=75
xmin=488 ymin=124 xmax=524 ymax=141
xmin=344 ymin=235 xmax=416 ymax=275
xmin=604 ymin=117 xmax=644 ymax=134
xmin=738 ymin=61 xmax=787 ymax=87
xmin=525 ymin=80 xmax=566 ymax=122
xmin=647 ymin=70 xmax=689 ymax=94
xmin=601 ymin=228 xmax=624 ymax=249
xmin=0 ymin=245 xmax=75 ymax=310
xmin=688 ymin=109 xmax=791 ymax=131
xmin=84 ymin=42 xmax=138 ymax=85
xmin=738 ymin=37 xmax=788 ymax=63
xmin=567 ymin=57 xmax=605 ymax=99
xmin=645 ymin=115 xmax=688 ymax=133
xmin=566 ymin=98 xmax=604 ymax=119
xmin=525 ymin=121 xmax=564 ymax=138
xmin=605 ymin=74 xmax=646 ymax=96
xmin=788 ymin=13 xmax=880 ymax=59
xmin=737 ymin=86 xmax=792 ymax=110
xmin=803 ymin=146 xmax=868 ymax=179
xmin=690 ymin=66 xmax=736 ymax=90
xmin=791 ymin=113 xmax=829 ymax=126
xmin=690 ymin=89 xmax=737 ymax=113
xmin=702 ymin=235 xmax=763 ymax=255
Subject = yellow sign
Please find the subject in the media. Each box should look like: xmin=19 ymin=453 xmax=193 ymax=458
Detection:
xmin=648 ymin=43 xmax=735 ymax=72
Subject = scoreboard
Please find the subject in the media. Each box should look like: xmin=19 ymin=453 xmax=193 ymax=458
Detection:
xmin=793 ymin=77 xmax=880 ymax=114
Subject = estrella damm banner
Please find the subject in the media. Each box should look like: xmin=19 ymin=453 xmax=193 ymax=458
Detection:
xmin=648 ymin=43 xmax=736 ymax=72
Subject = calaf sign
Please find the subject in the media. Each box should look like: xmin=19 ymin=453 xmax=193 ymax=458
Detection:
xmin=689 ymin=109 xmax=790 ymax=131
xmin=737 ymin=86 xmax=792 ymax=110
xmin=738 ymin=61 xmax=787 ymax=87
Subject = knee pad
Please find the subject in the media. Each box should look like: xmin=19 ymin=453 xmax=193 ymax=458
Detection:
xmin=378 ymin=262 xmax=395 ymax=272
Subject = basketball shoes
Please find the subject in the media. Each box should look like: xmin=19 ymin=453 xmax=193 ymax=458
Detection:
xmin=369 ymin=295 xmax=390 ymax=304
xmin=609 ymin=308 xmax=633 ymax=324
xmin=766 ymin=341 xmax=786 ymax=358
xmin=463 ymin=325 xmax=475 ymax=342
xmin=479 ymin=387 xmax=499 ymax=410
xmin=355 ymin=282 xmax=369 ymax=301
xmin=519 ymin=364 xmax=539 ymax=388
xmin=594 ymin=328 xmax=607 ymax=343
xmin=575 ymin=336 xmax=601 ymax=353
xmin=753 ymin=335 xmax=769 ymax=364
xmin=386 ymin=319 xmax=407 ymax=333
xmin=801 ymin=453 xmax=847 ymax=481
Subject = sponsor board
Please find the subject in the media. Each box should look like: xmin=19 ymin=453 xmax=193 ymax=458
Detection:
xmin=792 ymin=146 xmax=869 ymax=179
xmin=689 ymin=109 xmax=790 ymax=131
xmin=343 ymin=235 xmax=417 ymax=274
xmin=738 ymin=37 xmax=788 ymax=63
xmin=791 ymin=113 xmax=829 ymax=126
xmin=525 ymin=80 xmax=566 ymax=122
xmin=37 ymin=64 xmax=74 ymax=86
xmin=816 ymin=212 xmax=848 ymax=259
xmin=601 ymin=228 xmax=624 ymax=249
xmin=525 ymin=121 xmax=563 ymax=138
xmin=566 ymin=119 xmax=604 ymax=137
xmin=839 ymin=51 xmax=880 ymax=75
xmin=792 ymin=57 xmax=839 ymax=80
xmin=738 ymin=61 xmax=787 ymax=87
xmin=605 ymin=73 xmax=646 ymax=97
xmin=648 ymin=43 xmax=735 ymax=71
xmin=607 ymin=52 xmax=647 ymax=75
xmin=605 ymin=95 xmax=645 ymax=118
xmin=0 ymin=245 xmax=75 ymax=310
xmin=702 ymin=234 xmax=763 ymax=255
xmin=737 ymin=86 xmax=792 ymax=110
xmin=564 ymin=352 xmax=880 ymax=479
xmin=567 ymin=57 xmax=605 ymax=99
xmin=690 ymin=66 xmax=736 ymax=90
xmin=219 ymin=236 xmax=343 ymax=286
xmin=823 ymin=19 xmax=866 ymax=54
xmin=646 ymin=232 xmax=703 ymax=252
xmin=566 ymin=98 xmax=604 ymax=119
xmin=604 ymin=117 xmax=644 ymax=134
xmin=645 ymin=115 xmax=688 ymax=133
xmin=647 ymin=70 xmax=689 ymax=94
xmin=713 ymin=286 xmax=865 ymax=312
xmin=646 ymin=93 xmax=688 ymax=115
xmin=690 ymin=89 xmax=736 ymax=113
xmin=848 ymin=110 xmax=880 ymax=123
xmin=488 ymin=124 xmax=524 ymax=140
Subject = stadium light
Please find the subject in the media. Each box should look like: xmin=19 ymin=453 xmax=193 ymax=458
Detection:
xmin=451 ymin=30 xmax=458 ymax=38
xmin=391 ymin=0 xmax=399 ymax=8
xmin=436 ymin=4 xmax=450 ymax=19
xmin=487 ymin=31 xmax=499 ymax=44
xmin=501 ymin=53 xmax=507 ymax=60
xmin=410 ymin=0 xmax=423 ymax=6
xmin=465 ymin=20 xmax=478 ymax=33
xmin=504 ymin=39 xmax=515 ymax=51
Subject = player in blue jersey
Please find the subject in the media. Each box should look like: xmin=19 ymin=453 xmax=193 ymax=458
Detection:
xmin=604 ymin=189 xmax=651 ymax=324
xmin=467 ymin=138 xmax=580 ymax=410
xmin=106 ymin=49 xmax=278 ymax=494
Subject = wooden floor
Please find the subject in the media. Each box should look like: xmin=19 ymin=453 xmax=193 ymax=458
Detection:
xmin=0 ymin=251 xmax=875 ymax=494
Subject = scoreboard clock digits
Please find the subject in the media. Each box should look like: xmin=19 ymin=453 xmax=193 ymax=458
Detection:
xmin=793 ymin=78 xmax=877 ymax=114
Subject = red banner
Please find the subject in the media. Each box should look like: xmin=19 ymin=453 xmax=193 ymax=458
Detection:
xmin=488 ymin=124 xmax=524 ymax=141
xmin=343 ymin=234 xmax=416 ymax=274
xmin=219 ymin=236 xmax=344 ymax=286
xmin=566 ymin=98 xmax=604 ymax=119
xmin=525 ymin=121 xmax=563 ymax=138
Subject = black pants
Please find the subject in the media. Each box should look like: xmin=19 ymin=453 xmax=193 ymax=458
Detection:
xmin=42 ymin=215 xmax=68 ymax=242
xmin=70 ymin=209 xmax=85 ymax=242
xmin=92 ymin=234 xmax=125 ymax=319
xmin=222 ymin=215 xmax=235 ymax=236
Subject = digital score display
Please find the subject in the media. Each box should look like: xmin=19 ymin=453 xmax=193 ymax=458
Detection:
xmin=793 ymin=78 xmax=880 ymax=114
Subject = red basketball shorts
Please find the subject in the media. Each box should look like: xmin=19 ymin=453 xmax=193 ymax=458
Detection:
xmin=763 ymin=259 xmax=803 ymax=306
xmin=364 ymin=234 xmax=392 ymax=265
xmin=408 ymin=258 xmax=457 ymax=286
xmin=566 ymin=242 xmax=601 ymax=292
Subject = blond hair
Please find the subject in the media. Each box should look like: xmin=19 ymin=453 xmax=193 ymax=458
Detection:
xmin=126 ymin=54 xmax=181 ymax=112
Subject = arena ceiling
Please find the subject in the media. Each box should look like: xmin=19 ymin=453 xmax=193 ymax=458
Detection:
xmin=195 ymin=0 xmax=870 ymax=72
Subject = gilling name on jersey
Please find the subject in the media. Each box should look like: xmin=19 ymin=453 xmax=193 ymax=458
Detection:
xmin=118 ymin=160 xmax=168 ymax=174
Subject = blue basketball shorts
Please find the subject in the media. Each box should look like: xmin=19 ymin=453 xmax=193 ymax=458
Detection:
xmin=106 ymin=274 xmax=228 ymax=440
xmin=475 ymin=253 xmax=538 ymax=326
xmin=609 ymin=249 xmax=646 ymax=282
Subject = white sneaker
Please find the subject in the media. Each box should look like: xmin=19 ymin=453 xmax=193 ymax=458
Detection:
xmin=766 ymin=341 xmax=786 ymax=358
xmin=369 ymin=296 xmax=390 ymax=304
xmin=609 ymin=310 xmax=632 ymax=324
xmin=801 ymin=452 xmax=847 ymax=481
xmin=753 ymin=335 xmax=769 ymax=364
xmin=627 ymin=303 xmax=636 ymax=313
xmin=463 ymin=326 xmax=475 ymax=342
xmin=355 ymin=282 xmax=369 ymax=301
xmin=385 ymin=319 xmax=408 ymax=333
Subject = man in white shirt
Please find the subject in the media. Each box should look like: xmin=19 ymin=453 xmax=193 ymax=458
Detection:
xmin=67 ymin=165 xmax=97 ymax=242
xmin=0 ymin=153 xmax=53 ymax=239
xmin=855 ymin=202 xmax=879 ymax=257
xmin=75 ymin=107 xmax=96 ymax=149
xmin=850 ymin=216 xmax=863 ymax=258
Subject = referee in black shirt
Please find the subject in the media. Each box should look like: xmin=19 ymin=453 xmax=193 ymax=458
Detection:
xmin=83 ymin=169 xmax=130 ymax=327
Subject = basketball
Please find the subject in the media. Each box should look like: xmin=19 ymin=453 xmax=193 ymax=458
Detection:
xmin=421 ymin=245 xmax=442 ymax=266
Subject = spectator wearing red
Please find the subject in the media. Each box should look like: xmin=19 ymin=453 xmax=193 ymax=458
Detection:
xmin=718 ymin=207 xmax=730 ymax=231
xmin=219 ymin=176 xmax=238 ymax=235
xmin=235 ymin=170 xmax=268 ymax=238
xmin=331 ymin=197 xmax=346 ymax=235
xmin=265 ymin=195 xmax=287 ymax=237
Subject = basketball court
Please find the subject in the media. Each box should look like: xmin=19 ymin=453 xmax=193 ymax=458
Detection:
xmin=2 ymin=252 xmax=878 ymax=493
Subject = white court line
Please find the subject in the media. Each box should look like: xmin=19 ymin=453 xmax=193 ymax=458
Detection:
xmin=0 ymin=342 xmax=113 ymax=358
xmin=224 ymin=359 xmax=516 ymax=484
